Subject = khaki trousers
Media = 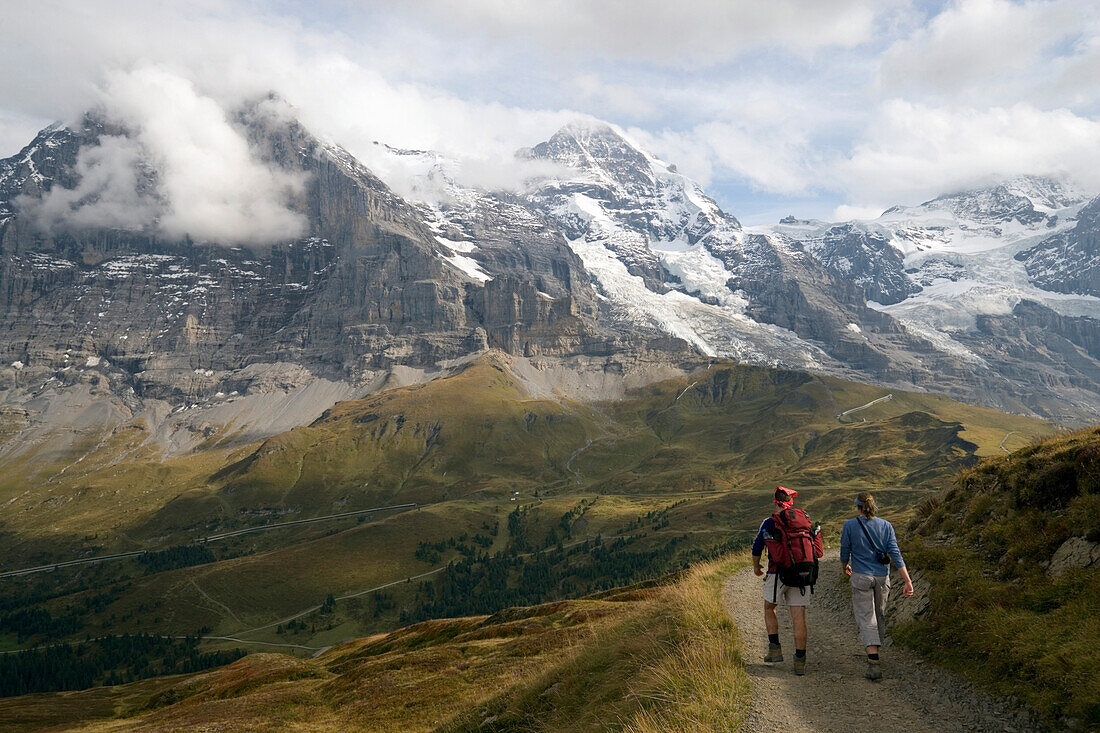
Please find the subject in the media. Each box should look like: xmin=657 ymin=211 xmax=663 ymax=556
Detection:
xmin=850 ymin=571 xmax=890 ymax=647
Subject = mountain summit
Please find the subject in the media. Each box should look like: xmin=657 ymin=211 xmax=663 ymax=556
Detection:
xmin=1 ymin=109 xmax=1099 ymax=468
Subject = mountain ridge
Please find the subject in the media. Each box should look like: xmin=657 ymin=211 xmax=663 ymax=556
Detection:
xmin=2 ymin=104 xmax=1099 ymax=494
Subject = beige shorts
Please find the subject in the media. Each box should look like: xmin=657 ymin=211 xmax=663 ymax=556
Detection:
xmin=762 ymin=573 xmax=811 ymax=606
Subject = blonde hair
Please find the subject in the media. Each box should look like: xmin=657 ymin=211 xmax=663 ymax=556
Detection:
xmin=857 ymin=492 xmax=877 ymax=519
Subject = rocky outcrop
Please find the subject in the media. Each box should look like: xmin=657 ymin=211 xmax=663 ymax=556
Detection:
xmin=1017 ymin=195 xmax=1100 ymax=297
xmin=886 ymin=567 xmax=931 ymax=626
xmin=1049 ymin=537 xmax=1100 ymax=577
xmin=798 ymin=223 xmax=921 ymax=306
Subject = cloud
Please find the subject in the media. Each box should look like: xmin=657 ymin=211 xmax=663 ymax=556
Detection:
xmin=879 ymin=0 xmax=1094 ymax=103
xmin=628 ymin=96 xmax=824 ymax=196
xmin=832 ymin=203 xmax=888 ymax=221
xmin=837 ymin=100 xmax=1100 ymax=205
xmin=3 ymin=0 xmax=1100 ymax=229
xmin=389 ymin=0 xmax=886 ymax=66
xmin=29 ymin=135 xmax=159 ymax=232
xmin=0 ymin=2 xmax=584 ymax=202
xmin=25 ymin=66 xmax=309 ymax=245
xmin=574 ymin=74 xmax=656 ymax=119
xmin=97 ymin=66 xmax=308 ymax=245
xmin=0 ymin=110 xmax=49 ymax=161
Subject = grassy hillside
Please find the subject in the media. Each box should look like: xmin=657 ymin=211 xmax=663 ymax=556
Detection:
xmin=895 ymin=426 xmax=1100 ymax=728
xmin=0 ymin=353 xmax=1055 ymax=688
xmin=0 ymin=558 xmax=748 ymax=733
xmin=0 ymin=354 xmax=1052 ymax=550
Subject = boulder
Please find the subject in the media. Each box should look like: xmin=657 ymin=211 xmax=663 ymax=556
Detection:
xmin=1049 ymin=537 xmax=1100 ymax=577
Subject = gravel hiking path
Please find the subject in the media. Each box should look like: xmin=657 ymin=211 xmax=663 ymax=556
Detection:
xmin=723 ymin=554 xmax=1038 ymax=733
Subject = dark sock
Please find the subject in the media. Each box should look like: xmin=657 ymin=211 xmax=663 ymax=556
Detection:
xmin=768 ymin=634 xmax=780 ymax=646
xmin=868 ymin=653 xmax=879 ymax=661
xmin=795 ymin=649 xmax=806 ymax=659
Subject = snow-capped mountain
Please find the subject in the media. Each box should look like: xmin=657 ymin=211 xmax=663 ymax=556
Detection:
xmin=514 ymin=122 xmax=947 ymax=378
xmin=387 ymin=123 xmax=1100 ymax=421
xmin=518 ymin=122 xmax=830 ymax=368
xmin=396 ymin=122 xmax=920 ymax=378
xmin=2 ymin=108 xmax=1099 ymax=448
xmin=767 ymin=176 xmax=1098 ymax=326
xmin=765 ymin=177 xmax=1100 ymax=422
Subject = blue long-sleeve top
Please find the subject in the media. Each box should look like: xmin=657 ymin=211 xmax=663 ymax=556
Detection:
xmin=751 ymin=518 xmax=780 ymax=573
xmin=751 ymin=517 xmax=774 ymax=557
xmin=840 ymin=516 xmax=905 ymax=577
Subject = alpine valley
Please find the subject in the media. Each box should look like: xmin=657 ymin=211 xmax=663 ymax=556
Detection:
xmin=0 ymin=99 xmax=1096 ymax=730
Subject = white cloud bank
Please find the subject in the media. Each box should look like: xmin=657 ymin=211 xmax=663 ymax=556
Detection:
xmin=390 ymin=0 xmax=885 ymax=65
xmin=101 ymin=66 xmax=307 ymax=244
xmin=31 ymin=135 xmax=159 ymax=232
xmin=840 ymin=100 xmax=1100 ymax=206
xmin=2 ymin=0 xmax=1100 ymax=226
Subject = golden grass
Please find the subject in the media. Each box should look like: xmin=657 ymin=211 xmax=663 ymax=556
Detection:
xmin=620 ymin=556 xmax=750 ymax=733
xmin=438 ymin=556 xmax=750 ymax=732
xmin=1 ymin=555 xmax=754 ymax=732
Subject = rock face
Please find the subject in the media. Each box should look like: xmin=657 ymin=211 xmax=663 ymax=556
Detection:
xmin=0 ymin=106 xmax=625 ymax=412
xmin=1017 ymin=195 xmax=1100 ymax=297
xmin=789 ymin=222 xmax=921 ymax=306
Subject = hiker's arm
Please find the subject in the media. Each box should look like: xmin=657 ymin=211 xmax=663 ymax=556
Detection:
xmin=888 ymin=524 xmax=914 ymax=597
xmin=839 ymin=522 xmax=852 ymax=576
xmin=751 ymin=520 xmax=767 ymax=576
xmin=886 ymin=523 xmax=906 ymax=569
xmin=897 ymin=565 xmax=914 ymax=597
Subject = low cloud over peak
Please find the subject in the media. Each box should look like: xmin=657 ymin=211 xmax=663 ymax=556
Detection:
xmin=24 ymin=66 xmax=308 ymax=246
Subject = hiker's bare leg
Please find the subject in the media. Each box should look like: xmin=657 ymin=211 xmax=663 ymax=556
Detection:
xmin=764 ymin=601 xmax=779 ymax=635
xmin=790 ymin=605 xmax=807 ymax=649
xmin=865 ymin=644 xmax=879 ymax=655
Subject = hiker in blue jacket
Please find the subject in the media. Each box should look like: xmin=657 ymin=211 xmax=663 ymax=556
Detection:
xmin=840 ymin=491 xmax=914 ymax=681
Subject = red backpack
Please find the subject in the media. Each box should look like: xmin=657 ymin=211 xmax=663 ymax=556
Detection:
xmin=765 ymin=507 xmax=824 ymax=595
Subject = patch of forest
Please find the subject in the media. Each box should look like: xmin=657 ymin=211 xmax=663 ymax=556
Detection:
xmin=402 ymin=502 xmax=742 ymax=623
xmin=0 ymin=634 xmax=244 ymax=697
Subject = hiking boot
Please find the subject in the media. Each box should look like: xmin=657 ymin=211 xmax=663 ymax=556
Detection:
xmin=865 ymin=660 xmax=882 ymax=681
xmin=764 ymin=643 xmax=783 ymax=663
xmin=793 ymin=657 xmax=806 ymax=675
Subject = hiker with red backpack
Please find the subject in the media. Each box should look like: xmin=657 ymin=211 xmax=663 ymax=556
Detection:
xmin=840 ymin=491 xmax=914 ymax=681
xmin=751 ymin=486 xmax=823 ymax=676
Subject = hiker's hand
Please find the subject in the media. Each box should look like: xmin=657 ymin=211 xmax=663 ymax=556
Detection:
xmin=843 ymin=563 xmax=852 ymax=577
xmin=903 ymin=580 xmax=914 ymax=597
xmin=753 ymin=564 xmax=763 ymax=577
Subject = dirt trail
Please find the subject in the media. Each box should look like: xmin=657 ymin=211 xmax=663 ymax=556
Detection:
xmin=723 ymin=554 xmax=1036 ymax=733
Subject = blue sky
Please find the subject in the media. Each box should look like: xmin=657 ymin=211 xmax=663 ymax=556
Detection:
xmin=3 ymin=0 xmax=1100 ymax=224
